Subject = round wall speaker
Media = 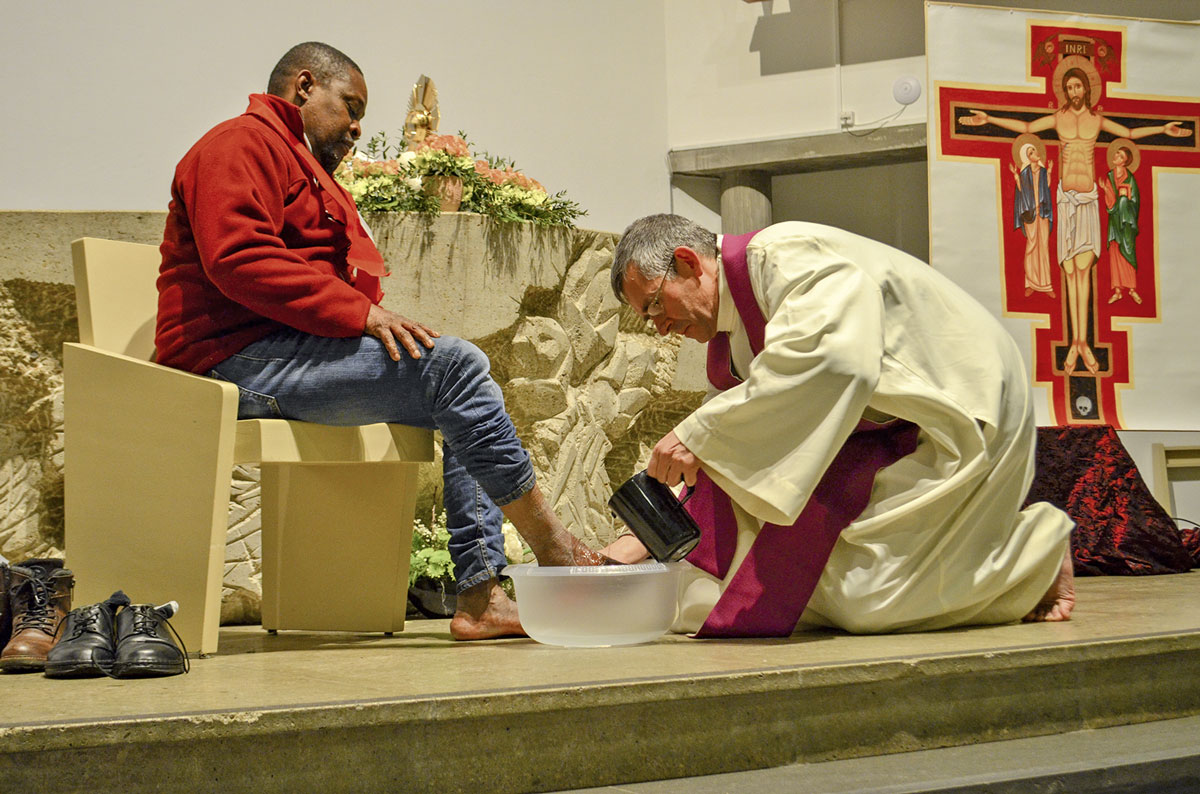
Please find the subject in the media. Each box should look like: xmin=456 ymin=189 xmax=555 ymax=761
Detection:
xmin=892 ymin=76 xmax=922 ymax=106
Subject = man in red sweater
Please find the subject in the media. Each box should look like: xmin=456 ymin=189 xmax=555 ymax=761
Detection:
xmin=157 ymin=42 xmax=605 ymax=640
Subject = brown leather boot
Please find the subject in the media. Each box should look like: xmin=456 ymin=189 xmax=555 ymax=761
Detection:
xmin=0 ymin=559 xmax=74 ymax=672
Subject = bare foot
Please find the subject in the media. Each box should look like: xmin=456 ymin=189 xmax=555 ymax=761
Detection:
xmin=449 ymin=578 xmax=525 ymax=640
xmin=1023 ymin=549 xmax=1075 ymax=622
xmin=533 ymin=528 xmax=614 ymax=566
xmin=500 ymin=486 xmax=613 ymax=567
xmin=600 ymin=534 xmax=651 ymax=564
xmin=1130 ymin=289 xmax=1142 ymax=305
xmin=1108 ymin=289 xmax=1121 ymax=304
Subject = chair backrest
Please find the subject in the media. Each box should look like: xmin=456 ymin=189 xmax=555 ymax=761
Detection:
xmin=71 ymin=237 xmax=161 ymax=359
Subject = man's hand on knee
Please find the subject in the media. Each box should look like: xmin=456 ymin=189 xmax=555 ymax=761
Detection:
xmin=648 ymin=430 xmax=700 ymax=487
xmin=365 ymin=304 xmax=440 ymax=360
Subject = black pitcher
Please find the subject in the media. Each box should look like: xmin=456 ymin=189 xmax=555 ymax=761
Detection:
xmin=608 ymin=470 xmax=701 ymax=562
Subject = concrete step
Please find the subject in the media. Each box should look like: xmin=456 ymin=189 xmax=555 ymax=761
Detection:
xmin=0 ymin=573 xmax=1198 ymax=793
xmin=567 ymin=714 xmax=1200 ymax=793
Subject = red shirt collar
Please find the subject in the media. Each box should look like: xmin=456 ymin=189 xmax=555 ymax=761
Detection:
xmin=244 ymin=93 xmax=306 ymax=141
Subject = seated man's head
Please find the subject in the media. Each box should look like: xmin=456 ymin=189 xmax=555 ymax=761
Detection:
xmin=268 ymin=42 xmax=366 ymax=173
xmin=610 ymin=214 xmax=720 ymax=343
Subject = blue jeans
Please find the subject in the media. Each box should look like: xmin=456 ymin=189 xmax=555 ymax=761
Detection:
xmin=209 ymin=329 xmax=530 ymax=593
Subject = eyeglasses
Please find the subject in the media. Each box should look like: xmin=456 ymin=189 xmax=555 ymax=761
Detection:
xmin=645 ymin=276 xmax=668 ymax=319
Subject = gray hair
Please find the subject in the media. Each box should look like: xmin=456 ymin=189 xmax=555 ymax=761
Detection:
xmin=267 ymin=42 xmax=362 ymax=96
xmin=609 ymin=214 xmax=717 ymax=303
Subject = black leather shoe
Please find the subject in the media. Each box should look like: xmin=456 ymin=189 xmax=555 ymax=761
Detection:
xmin=112 ymin=602 xmax=188 ymax=678
xmin=45 ymin=591 xmax=131 ymax=678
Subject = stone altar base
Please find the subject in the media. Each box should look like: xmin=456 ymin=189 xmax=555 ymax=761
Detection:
xmin=1 ymin=573 xmax=1198 ymax=793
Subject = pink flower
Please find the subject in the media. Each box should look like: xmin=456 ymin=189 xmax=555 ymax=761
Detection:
xmin=419 ymin=134 xmax=470 ymax=157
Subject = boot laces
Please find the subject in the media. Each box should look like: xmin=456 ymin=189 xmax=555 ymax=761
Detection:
xmin=12 ymin=577 xmax=57 ymax=633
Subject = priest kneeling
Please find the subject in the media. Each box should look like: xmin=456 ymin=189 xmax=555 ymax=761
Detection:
xmin=605 ymin=215 xmax=1075 ymax=638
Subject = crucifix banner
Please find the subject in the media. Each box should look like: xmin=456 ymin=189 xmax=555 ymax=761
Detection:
xmin=927 ymin=3 xmax=1200 ymax=430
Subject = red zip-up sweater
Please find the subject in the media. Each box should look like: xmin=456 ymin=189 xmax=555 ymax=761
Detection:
xmin=155 ymin=93 xmax=381 ymax=374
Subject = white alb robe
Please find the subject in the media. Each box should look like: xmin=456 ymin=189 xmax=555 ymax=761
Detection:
xmin=673 ymin=223 xmax=1073 ymax=634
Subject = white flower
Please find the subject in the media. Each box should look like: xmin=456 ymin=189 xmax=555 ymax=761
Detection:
xmin=501 ymin=521 xmax=528 ymax=564
xmin=398 ymin=151 xmax=417 ymax=166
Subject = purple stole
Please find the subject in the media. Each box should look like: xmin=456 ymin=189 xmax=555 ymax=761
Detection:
xmin=683 ymin=231 xmax=920 ymax=638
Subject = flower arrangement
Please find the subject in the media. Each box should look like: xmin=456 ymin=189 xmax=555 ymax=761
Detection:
xmin=335 ymin=130 xmax=585 ymax=227
xmin=335 ymin=152 xmax=440 ymax=215
xmin=412 ymin=133 xmax=475 ymax=177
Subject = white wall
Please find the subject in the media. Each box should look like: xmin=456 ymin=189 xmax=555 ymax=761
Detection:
xmin=662 ymin=0 xmax=1197 ymax=156
xmin=663 ymin=0 xmax=926 ymax=148
xmin=0 ymin=0 xmax=668 ymax=235
xmin=662 ymin=0 xmax=921 ymax=235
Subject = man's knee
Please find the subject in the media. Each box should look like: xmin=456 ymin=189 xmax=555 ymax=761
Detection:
xmin=429 ymin=338 xmax=494 ymax=391
xmin=434 ymin=336 xmax=493 ymax=379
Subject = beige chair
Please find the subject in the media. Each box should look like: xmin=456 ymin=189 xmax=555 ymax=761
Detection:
xmin=63 ymin=237 xmax=433 ymax=655
xmin=1151 ymin=443 xmax=1200 ymax=517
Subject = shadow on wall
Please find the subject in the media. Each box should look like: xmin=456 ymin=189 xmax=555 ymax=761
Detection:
xmin=748 ymin=0 xmax=924 ymax=76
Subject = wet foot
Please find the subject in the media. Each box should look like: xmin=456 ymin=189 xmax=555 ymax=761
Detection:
xmin=500 ymin=486 xmax=615 ymax=568
xmin=1023 ymin=549 xmax=1075 ymax=623
xmin=533 ymin=529 xmax=614 ymax=567
xmin=449 ymin=579 xmax=526 ymax=640
xmin=600 ymin=533 xmax=651 ymax=564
